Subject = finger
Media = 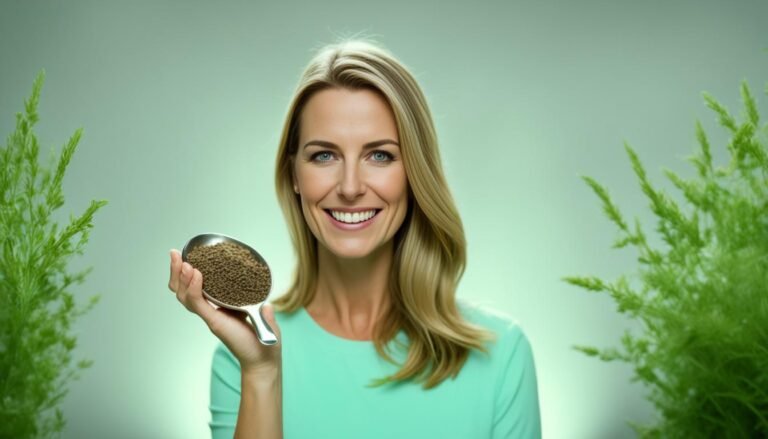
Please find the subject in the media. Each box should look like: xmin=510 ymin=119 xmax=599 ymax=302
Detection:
xmin=188 ymin=268 xmax=217 ymax=323
xmin=177 ymin=264 xmax=198 ymax=310
xmin=261 ymin=302 xmax=273 ymax=324
xmin=168 ymin=249 xmax=182 ymax=292
xmin=179 ymin=261 xmax=194 ymax=292
xmin=175 ymin=262 xmax=194 ymax=306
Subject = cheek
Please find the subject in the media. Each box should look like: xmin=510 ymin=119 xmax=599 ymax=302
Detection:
xmin=371 ymin=167 xmax=408 ymax=202
xmin=296 ymin=167 xmax=334 ymax=200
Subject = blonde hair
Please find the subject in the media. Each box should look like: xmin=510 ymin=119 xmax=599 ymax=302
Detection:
xmin=271 ymin=38 xmax=496 ymax=389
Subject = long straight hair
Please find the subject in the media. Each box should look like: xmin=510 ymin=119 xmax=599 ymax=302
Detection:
xmin=271 ymin=38 xmax=496 ymax=389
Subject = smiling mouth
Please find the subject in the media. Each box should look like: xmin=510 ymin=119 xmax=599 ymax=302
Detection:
xmin=324 ymin=209 xmax=381 ymax=224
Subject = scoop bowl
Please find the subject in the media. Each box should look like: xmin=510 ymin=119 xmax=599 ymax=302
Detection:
xmin=181 ymin=233 xmax=278 ymax=346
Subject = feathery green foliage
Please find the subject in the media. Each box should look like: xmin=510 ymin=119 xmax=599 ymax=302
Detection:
xmin=563 ymin=79 xmax=768 ymax=438
xmin=0 ymin=71 xmax=107 ymax=438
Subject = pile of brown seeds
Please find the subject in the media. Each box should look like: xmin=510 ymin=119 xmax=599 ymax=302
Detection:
xmin=186 ymin=241 xmax=271 ymax=307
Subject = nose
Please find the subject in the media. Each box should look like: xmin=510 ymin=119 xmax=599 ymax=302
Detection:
xmin=337 ymin=161 xmax=366 ymax=200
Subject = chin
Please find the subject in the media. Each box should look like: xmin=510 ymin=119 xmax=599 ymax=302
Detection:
xmin=320 ymin=238 xmax=385 ymax=260
xmin=328 ymin=245 xmax=374 ymax=260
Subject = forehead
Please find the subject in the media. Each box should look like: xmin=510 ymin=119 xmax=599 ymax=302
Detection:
xmin=299 ymin=87 xmax=399 ymax=142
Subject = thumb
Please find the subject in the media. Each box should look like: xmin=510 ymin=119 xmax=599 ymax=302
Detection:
xmin=261 ymin=302 xmax=281 ymax=339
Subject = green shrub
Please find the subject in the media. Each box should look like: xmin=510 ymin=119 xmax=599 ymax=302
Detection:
xmin=0 ymin=71 xmax=107 ymax=438
xmin=564 ymin=79 xmax=768 ymax=438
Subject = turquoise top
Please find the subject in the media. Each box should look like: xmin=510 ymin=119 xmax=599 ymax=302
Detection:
xmin=209 ymin=299 xmax=541 ymax=438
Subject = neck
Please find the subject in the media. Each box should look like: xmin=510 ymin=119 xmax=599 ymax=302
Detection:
xmin=308 ymin=242 xmax=394 ymax=338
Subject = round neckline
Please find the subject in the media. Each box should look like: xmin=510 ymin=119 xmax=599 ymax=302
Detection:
xmin=298 ymin=305 xmax=377 ymax=344
xmin=297 ymin=306 xmax=409 ymax=349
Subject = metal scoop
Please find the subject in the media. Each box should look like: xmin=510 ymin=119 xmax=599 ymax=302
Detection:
xmin=181 ymin=233 xmax=278 ymax=346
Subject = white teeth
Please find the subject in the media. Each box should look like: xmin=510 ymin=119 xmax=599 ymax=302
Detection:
xmin=330 ymin=209 xmax=377 ymax=224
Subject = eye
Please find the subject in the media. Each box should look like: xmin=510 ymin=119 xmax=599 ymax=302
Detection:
xmin=371 ymin=151 xmax=394 ymax=162
xmin=310 ymin=151 xmax=334 ymax=162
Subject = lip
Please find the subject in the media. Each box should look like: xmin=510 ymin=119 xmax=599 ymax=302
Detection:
xmin=324 ymin=209 xmax=380 ymax=230
xmin=324 ymin=207 xmax=381 ymax=213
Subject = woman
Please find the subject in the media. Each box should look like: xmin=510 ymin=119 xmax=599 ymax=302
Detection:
xmin=168 ymin=39 xmax=541 ymax=438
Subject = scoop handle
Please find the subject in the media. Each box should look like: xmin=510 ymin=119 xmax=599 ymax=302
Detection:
xmin=242 ymin=302 xmax=278 ymax=346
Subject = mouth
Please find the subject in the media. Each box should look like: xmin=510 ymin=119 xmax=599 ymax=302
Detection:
xmin=323 ymin=209 xmax=381 ymax=226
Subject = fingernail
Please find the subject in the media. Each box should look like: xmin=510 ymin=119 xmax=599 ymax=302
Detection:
xmin=182 ymin=263 xmax=191 ymax=275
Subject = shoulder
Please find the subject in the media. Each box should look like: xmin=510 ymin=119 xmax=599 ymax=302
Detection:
xmin=458 ymin=301 xmax=541 ymax=436
xmin=456 ymin=298 xmax=534 ymax=363
xmin=456 ymin=297 xmax=528 ymax=340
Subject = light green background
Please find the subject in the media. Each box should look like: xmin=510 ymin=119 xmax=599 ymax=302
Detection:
xmin=1 ymin=1 xmax=766 ymax=438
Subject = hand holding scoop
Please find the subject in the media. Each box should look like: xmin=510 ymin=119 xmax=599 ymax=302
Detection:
xmin=182 ymin=233 xmax=278 ymax=346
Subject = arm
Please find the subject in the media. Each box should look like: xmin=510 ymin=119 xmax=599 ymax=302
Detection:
xmin=236 ymin=368 xmax=283 ymax=439
xmin=491 ymin=324 xmax=542 ymax=439
xmin=170 ymin=251 xmax=283 ymax=438
xmin=210 ymin=343 xmax=284 ymax=439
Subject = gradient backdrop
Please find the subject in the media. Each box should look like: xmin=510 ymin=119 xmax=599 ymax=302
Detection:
xmin=1 ymin=1 xmax=766 ymax=438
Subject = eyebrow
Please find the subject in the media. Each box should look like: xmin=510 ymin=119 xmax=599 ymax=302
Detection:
xmin=302 ymin=139 xmax=400 ymax=151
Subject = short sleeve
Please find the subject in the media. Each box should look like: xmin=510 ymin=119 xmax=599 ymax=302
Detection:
xmin=209 ymin=342 xmax=241 ymax=439
xmin=491 ymin=324 xmax=542 ymax=439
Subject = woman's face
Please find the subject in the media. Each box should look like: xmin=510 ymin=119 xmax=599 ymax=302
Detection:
xmin=293 ymin=87 xmax=409 ymax=260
